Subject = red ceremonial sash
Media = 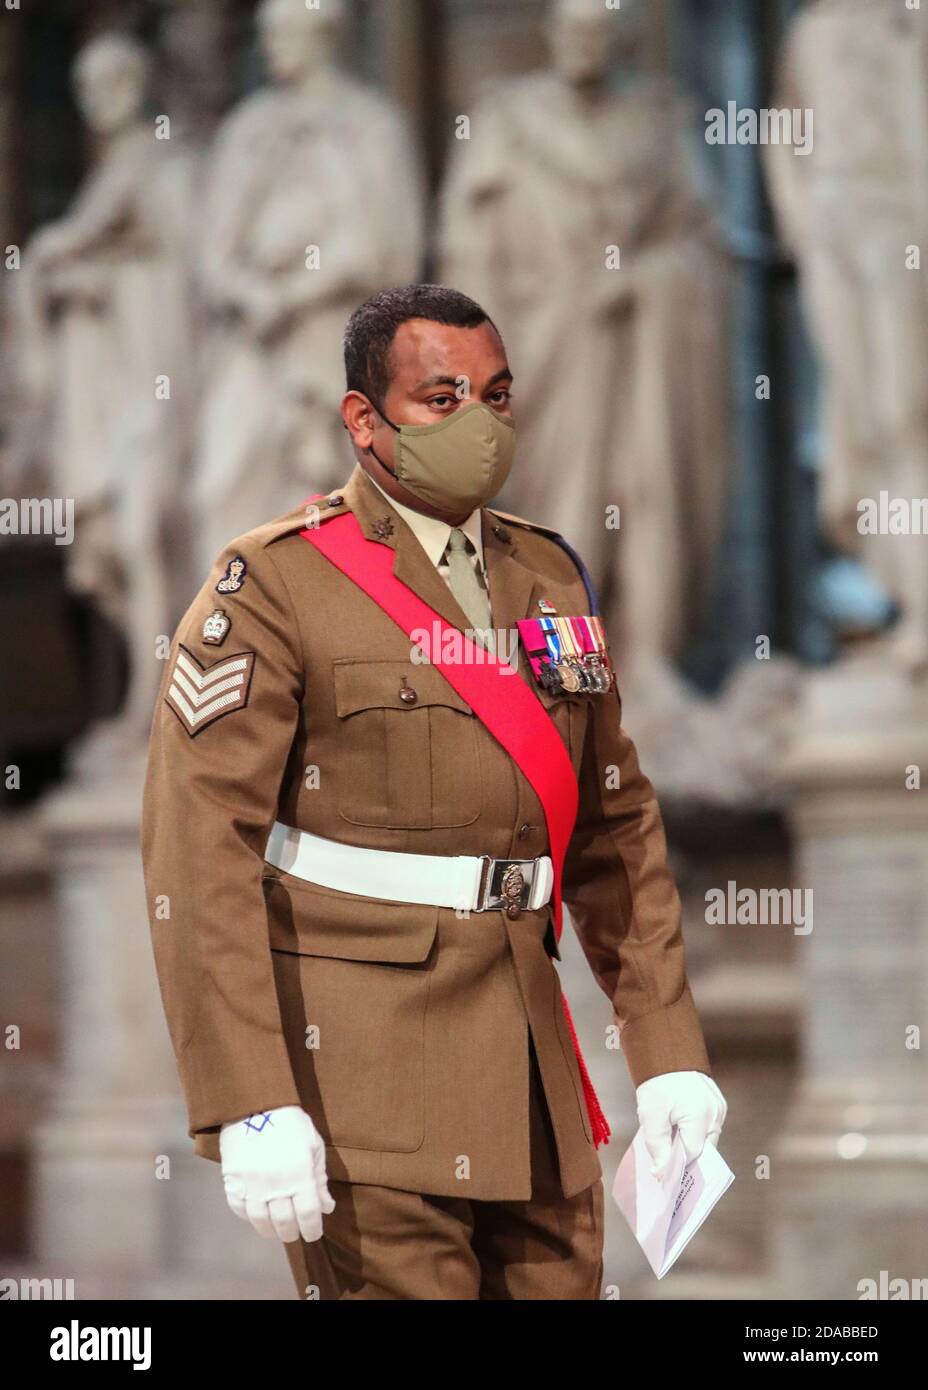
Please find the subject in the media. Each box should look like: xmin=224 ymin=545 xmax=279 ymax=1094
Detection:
xmin=300 ymin=508 xmax=610 ymax=1147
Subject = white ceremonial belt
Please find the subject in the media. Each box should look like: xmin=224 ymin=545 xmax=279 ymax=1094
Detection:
xmin=264 ymin=821 xmax=554 ymax=914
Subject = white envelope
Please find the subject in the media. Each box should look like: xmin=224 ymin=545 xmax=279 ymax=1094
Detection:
xmin=611 ymin=1125 xmax=735 ymax=1279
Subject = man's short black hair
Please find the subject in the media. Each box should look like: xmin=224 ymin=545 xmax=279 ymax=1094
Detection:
xmin=343 ymin=283 xmax=497 ymax=410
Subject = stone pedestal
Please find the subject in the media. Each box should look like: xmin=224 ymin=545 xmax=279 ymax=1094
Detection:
xmin=31 ymin=761 xmax=291 ymax=1297
xmin=773 ymin=652 xmax=928 ymax=1299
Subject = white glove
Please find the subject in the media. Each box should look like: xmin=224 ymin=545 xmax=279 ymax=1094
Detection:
xmin=219 ymin=1104 xmax=335 ymax=1243
xmin=636 ymin=1070 xmax=727 ymax=1184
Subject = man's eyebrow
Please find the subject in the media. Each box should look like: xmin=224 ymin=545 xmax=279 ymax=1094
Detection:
xmin=410 ymin=368 xmax=514 ymax=393
xmin=410 ymin=374 xmax=460 ymax=391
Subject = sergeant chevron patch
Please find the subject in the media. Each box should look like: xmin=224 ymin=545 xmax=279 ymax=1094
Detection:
xmin=164 ymin=644 xmax=256 ymax=737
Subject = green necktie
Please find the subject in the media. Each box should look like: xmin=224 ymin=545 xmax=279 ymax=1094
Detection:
xmin=443 ymin=528 xmax=493 ymax=650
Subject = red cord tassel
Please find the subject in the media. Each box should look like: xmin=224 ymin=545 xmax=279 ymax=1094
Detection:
xmin=561 ymin=990 xmax=611 ymax=1147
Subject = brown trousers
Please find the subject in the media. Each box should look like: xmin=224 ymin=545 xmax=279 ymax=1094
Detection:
xmin=283 ymin=1039 xmax=605 ymax=1300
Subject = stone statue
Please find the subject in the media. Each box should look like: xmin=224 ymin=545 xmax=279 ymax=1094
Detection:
xmin=18 ymin=31 xmax=197 ymax=768
xmin=192 ymin=0 xmax=425 ymax=573
xmin=766 ymin=0 xmax=928 ymax=675
xmin=438 ymin=0 xmax=730 ymax=675
xmin=155 ymin=0 xmax=240 ymax=145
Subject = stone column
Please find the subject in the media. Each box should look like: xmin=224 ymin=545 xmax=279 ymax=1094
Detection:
xmin=773 ymin=652 xmax=928 ymax=1299
xmin=31 ymin=769 xmax=291 ymax=1297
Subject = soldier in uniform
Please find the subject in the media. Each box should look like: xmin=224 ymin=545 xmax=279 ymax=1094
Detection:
xmin=142 ymin=283 xmax=726 ymax=1300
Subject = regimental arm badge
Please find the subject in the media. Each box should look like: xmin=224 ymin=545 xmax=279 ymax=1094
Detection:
xmin=516 ymin=615 xmax=615 ymax=696
xmin=164 ymin=644 xmax=256 ymax=736
xmin=216 ymin=556 xmax=247 ymax=593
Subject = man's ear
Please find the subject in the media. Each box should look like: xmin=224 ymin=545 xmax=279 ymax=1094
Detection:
xmin=341 ymin=390 xmax=378 ymax=449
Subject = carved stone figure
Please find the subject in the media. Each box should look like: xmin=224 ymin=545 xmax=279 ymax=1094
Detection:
xmin=192 ymin=0 xmax=425 ymax=573
xmin=767 ymin=0 xmax=928 ymax=675
xmin=156 ymin=0 xmax=240 ymax=144
xmin=439 ymin=0 xmax=730 ymax=673
xmin=18 ymin=32 xmax=196 ymax=765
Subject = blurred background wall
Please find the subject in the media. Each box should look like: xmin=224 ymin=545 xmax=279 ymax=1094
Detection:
xmin=1 ymin=0 xmax=926 ymax=1300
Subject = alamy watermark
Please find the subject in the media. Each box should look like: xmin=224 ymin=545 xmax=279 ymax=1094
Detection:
xmin=410 ymin=622 xmax=519 ymax=670
xmin=0 ymin=497 xmax=74 ymax=544
xmin=705 ymin=101 xmax=813 ymax=155
xmin=1 ymin=1275 xmax=75 ymax=1299
xmin=705 ymin=881 xmax=813 ymax=935
xmin=857 ymin=492 xmax=928 ymax=535
xmin=858 ymin=1271 xmax=928 ymax=1300
xmin=49 ymin=1320 xmax=151 ymax=1369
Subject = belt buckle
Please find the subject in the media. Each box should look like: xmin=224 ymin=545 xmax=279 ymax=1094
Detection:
xmin=477 ymin=856 xmax=536 ymax=915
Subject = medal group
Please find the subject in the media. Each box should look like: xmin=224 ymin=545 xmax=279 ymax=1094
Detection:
xmin=517 ymin=611 xmax=614 ymax=696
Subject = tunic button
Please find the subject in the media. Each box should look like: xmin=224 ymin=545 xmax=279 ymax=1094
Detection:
xmin=518 ymin=823 xmax=534 ymax=839
xmin=505 ymin=903 xmax=521 ymax=920
xmin=399 ymin=686 xmax=417 ymax=704
xmin=328 ymin=493 xmax=344 ymax=506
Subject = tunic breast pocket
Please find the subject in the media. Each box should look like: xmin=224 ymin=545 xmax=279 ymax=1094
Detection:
xmin=533 ymin=683 xmax=590 ymax=776
xmin=332 ymin=657 xmax=483 ymax=829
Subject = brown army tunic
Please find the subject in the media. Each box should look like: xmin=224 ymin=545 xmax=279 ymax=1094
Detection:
xmin=141 ymin=462 xmax=713 ymax=1202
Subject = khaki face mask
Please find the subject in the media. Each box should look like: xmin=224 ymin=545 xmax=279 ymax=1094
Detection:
xmin=369 ymin=399 xmax=516 ymax=514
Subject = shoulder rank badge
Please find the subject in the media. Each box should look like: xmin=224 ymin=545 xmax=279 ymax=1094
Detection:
xmin=202 ymin=608 xmax=231 ymax=646
xmin=216 ymin=555 xmax=247 ymax=593
xmin=516 ymin=615 xmax=614 ymax=695
xmin=165 ymin=645 xmax=256 ymax=736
